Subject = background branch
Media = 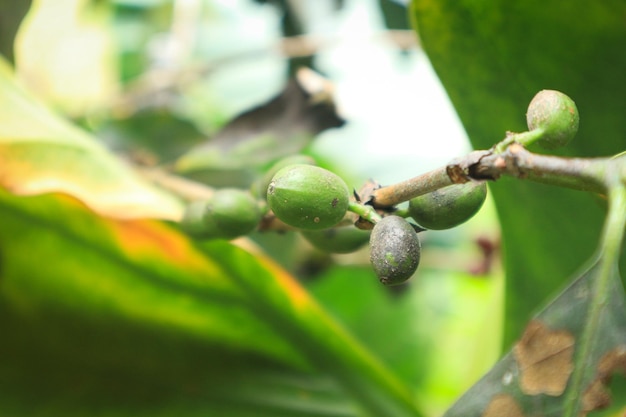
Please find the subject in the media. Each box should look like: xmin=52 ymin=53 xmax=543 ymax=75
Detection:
xmin=113 ymin=30 xmax=419 ymax=116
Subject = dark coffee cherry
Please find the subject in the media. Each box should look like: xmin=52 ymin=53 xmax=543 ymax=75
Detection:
xmin=267 ymin=164 xmax=350 ymax=230
xmin=180 ymin=188 xmax=262 ymax=239
xmin=408 ymin=181 xmax=487 ymax=230
xmin=526 ymin=90 xmax=579 ymax=149
xmin=370 ymin=216 xmax=421 ymax=286
xmin=301 ymin=226 xmax=371 ymax=254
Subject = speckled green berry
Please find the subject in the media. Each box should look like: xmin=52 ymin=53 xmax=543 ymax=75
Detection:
xmin=526 ymin=90 xmax=579 ymax=150
xmin=267 ymin=164 xmax=350 ymax=230
xmin=408 ymin=181 xmax=487 ymax=230
xmin=180 ymin=188 xmax=262 ymax=239
xmin=370 ymin=216 xmax=421 ymax=286
xmin=251 ymin=155 xmax=317 ymax=199
xmin=302 ymin=226 xmax=371 ymax=254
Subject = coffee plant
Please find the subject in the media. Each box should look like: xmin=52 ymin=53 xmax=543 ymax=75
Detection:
xmin=369 ymin=215 xmax=421 ymax=286
xmin=172 ymin=89 xmax=626 ymax=416
xmin=180 ymin=188 xmax=263 ymax=240
xmin=177 ymin=90 xmax=623 ymax=295
xmin=407 ymin=181 xmax=487 ymax=230
xmin=1 ymin=1 xmax=625 ymax=417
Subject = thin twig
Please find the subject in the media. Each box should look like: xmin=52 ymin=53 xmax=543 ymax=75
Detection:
xmin=472 ymin=143 xmax=608 ymax=193
xmin=370 ymin=151 xmax=489 ymax=207
xmin=371 ymin=144 xmax=617 ymax=208
xmin=140 ymin=144 xmax=623 ymax=224
xmin=138 ymin=167 xmax=215 ymax=202
xmin=371 ymin=166 xmax=453 ymax=208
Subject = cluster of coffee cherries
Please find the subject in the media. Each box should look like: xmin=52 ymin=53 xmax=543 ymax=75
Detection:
xmin=180 ymin=90 xmax=579 ymax=286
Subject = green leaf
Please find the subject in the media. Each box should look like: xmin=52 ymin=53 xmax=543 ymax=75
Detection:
xmin=0 ymin=57 xmax=183 ymax=220
xmin=174 ymin=69 xmax=344 ymax=188
xmin=0 ymin=0 xmax=31 ymax=62
xmin=0 ymin=189 xmax=303 ymax=365
xmin=98 ymin=107 xmax=206 ymax=163
xmin=306 ymin=262 xmax=503 ymax=416
xmin=208 ymin=243 xmax=423 ymax=417
xmin=0 ymin=189 xmax=422 ymax=416
xmin=442 ymin=251 xmax=626 ymax=417
xmin=410 ymin=0 xmax=626 ymax=345
xmin=440 ymin=182 xmax=626 ymax=416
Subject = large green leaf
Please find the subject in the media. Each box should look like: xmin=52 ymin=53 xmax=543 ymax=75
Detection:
xmin=0 ymin=0 xmax=30 ymax=62
xmin=442 ymin=184 xmax=626 ymax=416
xmin=0 ymin=41 xmax=426 ymax=415
xmin=0 ymin=57 xmax=182 ymax=220
xmin=443 ymin=255 xmax=626 ymax=416
xmin=410 ymin=0 xmax=626 ymax=344
xmin=306 ymin=263 xmax=503 ymax=415
xmin=0 ymin=189 xmax=421 ymax=416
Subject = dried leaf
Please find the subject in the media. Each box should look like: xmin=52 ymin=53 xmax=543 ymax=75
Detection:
xmin=597 ymin=346 xmax=626 ymax=375
xmin=442 ymin=257 xmax=626 ymax=417
xmin=513 ymin=320 xmax=575 ymax=396
xmin=582 ymin=346 xmax=626 ymax=413
xmin=582 ymin=379 xmax=611 ymax=413
xmin=482 ymin=394 xmax=525 ymax=417
xmin=175 ymin=68 xmax=345 ymax=186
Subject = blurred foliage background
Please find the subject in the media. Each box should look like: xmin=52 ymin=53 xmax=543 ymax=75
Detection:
xmin=1 ymin=1 xmax=502 ymax=415
xmin=1 ymin=0 xmax=623 ymax=416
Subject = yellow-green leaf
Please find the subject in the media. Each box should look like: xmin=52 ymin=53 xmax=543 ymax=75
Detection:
xmin=0 ymin=189 xmax=422 ymax=416
xmin=0 ymin=57 xmax=183 ymax=220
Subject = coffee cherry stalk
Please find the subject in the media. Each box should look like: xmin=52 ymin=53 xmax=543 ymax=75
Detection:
xmin=176 ymin=89 xmax=624 ymax=287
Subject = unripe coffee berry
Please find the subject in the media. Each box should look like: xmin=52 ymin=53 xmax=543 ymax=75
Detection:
xmin=181 ymin=188 xmax=262 ymax=240
xmin=267 ymin=164 xmax=350 ymax=230
xmin=526 ymin=90 xmax=579 ymax=149
xmin=251 ymin=155 xmax=317 ymax=199
xmin=408 ymin=181 xmax=487 ymax=230
xmin=370 ymin=216 xmax=421 ymax=286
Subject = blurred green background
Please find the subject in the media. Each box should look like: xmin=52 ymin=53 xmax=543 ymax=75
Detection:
xmin=2 ymin=0 xmax=623 ymax=416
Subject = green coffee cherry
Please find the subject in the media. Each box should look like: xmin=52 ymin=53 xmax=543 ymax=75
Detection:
xmin=301 ymin=226 xmax=371 ymax=254
xmin=180 ymin=188 xmax=262 ymax=239
xmin=526 ymin=90 xmax=579 ymax=149
xmin=408 ymin=181 xmax=487 ymax=230
xmin=251 ymin=155 xmax=317 ymax=199
xmin=370 ymin=216 xmax=421 ymax=286
xmin=267 ymin=164 xmax=350 ymax=230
